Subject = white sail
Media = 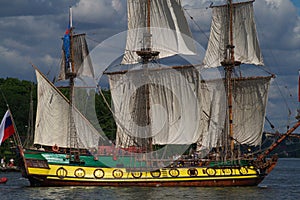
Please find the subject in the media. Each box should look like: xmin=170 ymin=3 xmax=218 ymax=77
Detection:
xmin=34 ymin=70 xmax=101 ymax=149
xmin=197 ymin=76 xmax=271 ymax=150
xmin=232 ymin=77 xmax=271 ymax=146
xmin=108 ymin=66 xmax=202 ymax=147
xmin=197 ymin=79 xmax=227 ymax=151
xmin=34 ymin=70 xmax=69 ymax=147
xmin=149 ymin=68 xmax=201 ymax=144
xmin=203 ymin=1 xmax=263 ymax=68
xmin=72 ymin=106 xmax=102 ymax=149
xmin=122 ymin=0 xmax=195 ymax=64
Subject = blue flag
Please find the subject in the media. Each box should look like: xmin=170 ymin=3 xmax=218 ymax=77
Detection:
xmin=63 ymin=25 xmax=71 ymax=70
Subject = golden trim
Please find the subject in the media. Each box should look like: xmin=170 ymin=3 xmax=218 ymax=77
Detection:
xmin=74 ymin=168 xmax=85 ymax=178
xmin=56 ymin=167 xmax=67 ymax=179
xmin=94 ymin=169 xmax=105 ymax=179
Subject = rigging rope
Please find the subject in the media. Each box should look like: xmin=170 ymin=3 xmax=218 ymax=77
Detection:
xmin=183 ymin=8 xmax=210 ymax=41
xmin=96 ymin=84 xmax=141 ymax=147
xmin=255 ymin=14 xmax=295 ymax=131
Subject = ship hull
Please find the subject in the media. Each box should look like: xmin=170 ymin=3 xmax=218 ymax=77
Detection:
xmin=19 ymin=149 xmax=275 ymax=187
xmin=27 ymin=174 xmax=264 ymax=187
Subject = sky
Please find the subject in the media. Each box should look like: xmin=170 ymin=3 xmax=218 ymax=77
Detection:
xmin=0 ymin=0 xmax=300 ymax=133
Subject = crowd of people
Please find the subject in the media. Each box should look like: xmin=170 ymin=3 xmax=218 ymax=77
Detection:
xmin=0 ymin=157 xmax=15 ymax=168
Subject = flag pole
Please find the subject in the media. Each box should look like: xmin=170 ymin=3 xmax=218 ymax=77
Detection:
xmin=69 ymin=7 xmax=73 ymax=28
xmin=7 ymin=108 xmax=23 ymax=148
xmin=0 ymin=87 xmax=22 ymax=147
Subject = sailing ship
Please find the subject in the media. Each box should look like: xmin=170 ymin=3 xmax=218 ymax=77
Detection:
xmin=16 ymin=0 xmax=300 ymax=187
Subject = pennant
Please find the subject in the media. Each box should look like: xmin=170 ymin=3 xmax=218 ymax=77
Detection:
xmin=0 ymin=110 xmax=15 ymax=145
xmin=63 ymin=24 xmax=71 ymax=70
xmin=63 ymin=7 xmax=73 ymax=72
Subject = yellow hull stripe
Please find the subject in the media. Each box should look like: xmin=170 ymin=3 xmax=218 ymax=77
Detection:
xmin=27 ymin=164 xmax=260 ymax=182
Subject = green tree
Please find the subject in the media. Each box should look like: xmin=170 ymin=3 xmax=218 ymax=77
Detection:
xmin=0 ymin=78 xmax=37 ymax=157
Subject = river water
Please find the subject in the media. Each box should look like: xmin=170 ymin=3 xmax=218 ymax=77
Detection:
xmin=0 ymin=158 xmax=299 ymax=200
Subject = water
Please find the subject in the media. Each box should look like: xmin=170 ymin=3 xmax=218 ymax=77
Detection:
xmin=0 ymin=158 xmax=299 ymax=200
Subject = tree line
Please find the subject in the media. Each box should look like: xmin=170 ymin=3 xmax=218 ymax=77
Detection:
xmin=0 ymin=77 xmax=116 ymax=157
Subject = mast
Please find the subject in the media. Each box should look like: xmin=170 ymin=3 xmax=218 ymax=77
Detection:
xmin=145 ymin=0 xmax=152 ymax=153
xmin=66 ymin=7 xmax=80 ymax=162
xmin=147 ymin=0 xmax=151 ymax=40
xmin=24 ymin=85 xmax=34 ymax=148
xmin=136 ymin=0 xmax=159 ymax=63
xmin=110 ymin=0 xmax=197 ymax=150
xmin=133 ymin=0 xmax=162 ymax=155
xmin=228 ymin=0 xmax=234 ymax=156
xmin=69 ymin=7 xmax=75 ymax=75
xmin=221 ymin=0 xmax=241 ymax=156
xmin=229 ymin=0 xmax=234 ymax=63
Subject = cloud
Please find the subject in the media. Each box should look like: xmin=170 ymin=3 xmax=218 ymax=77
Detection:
xmin=255 ymin=0 xmax=300 ymax=50
xmin=112 ymin=0 xmax=123 ymax=12
xmin=0 ymin=45 xmax=32 ymax=79
xmin=0 ymin=0 xmax=79 ymax=17
xmin=0 ymin=13 xmax=64 ymax=80
xmin=0 ymin=0 xmax=129 ymax=81
xmin=72 ymin=0 xmax=126 ymax=28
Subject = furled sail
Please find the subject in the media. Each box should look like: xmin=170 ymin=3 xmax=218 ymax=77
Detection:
xmin=59 ymin=34 xmax=94 ymax=80
xmin=34 ymin=69 xmax=101 ymax=149
xmin=122 ymin=0 xmax=196 ymax=64
xmin=108 ymin=66 xmax=202 ymax=147
xmin=203 ymin=1 xmax=263 ymax=68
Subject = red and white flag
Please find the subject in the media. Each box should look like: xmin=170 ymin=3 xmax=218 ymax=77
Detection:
xmin=0 ymin=110 xmax=15 ymax=146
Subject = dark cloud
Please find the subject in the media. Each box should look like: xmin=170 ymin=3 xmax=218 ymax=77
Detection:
xmin=0 ymin=0 xmax=126 ymax=81
xmin=0 ymin=0 xmax=79 ymax=17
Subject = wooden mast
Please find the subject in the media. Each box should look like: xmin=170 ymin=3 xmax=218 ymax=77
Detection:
xmin=228 ymin=0 xmax=235 ymax=155
xmin=229 ymin=0 xmax=234 ymax=63
xmin=147 ymin=0 xmax=151 ymax=42
xmin=146 ymin=0 xmax=152 ymax=154
xmin=221 ymin=0 xmax=239 ymax=156
xmin=67 ymin=7 xmax=80 ymax=162
xmin=69 ymin=7 xmax=75 ymax=75
xmin=136 ymin=0 xmax=159 ymax=63
xmin=134 ymin=0 xmax=159 ymax=155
